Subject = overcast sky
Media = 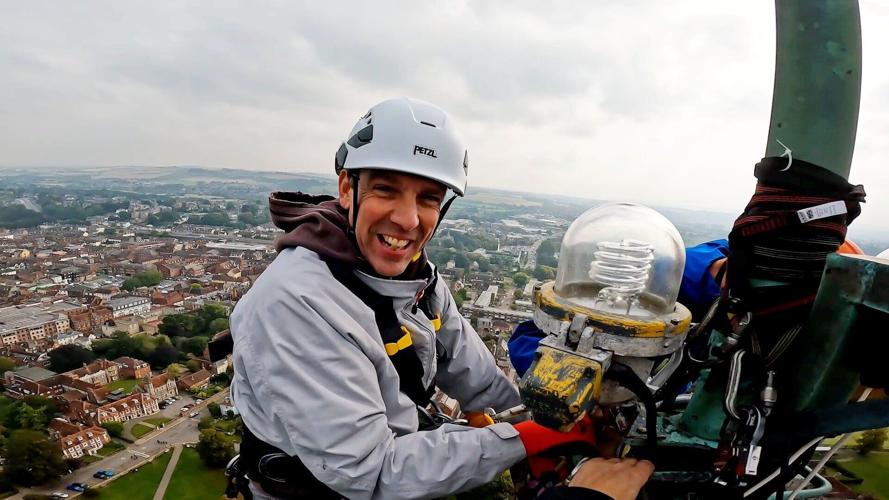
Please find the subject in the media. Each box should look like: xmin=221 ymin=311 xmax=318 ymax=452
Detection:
xmin=1 ymin=1 xmax=887 ymax=234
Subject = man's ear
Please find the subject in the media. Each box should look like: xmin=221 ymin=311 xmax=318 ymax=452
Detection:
xmin=338 ymin=170 xmax=352 ymax=209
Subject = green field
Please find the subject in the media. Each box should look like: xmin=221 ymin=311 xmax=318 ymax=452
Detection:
xmin=91 ymin=449 xmax=173 ymax=500
xmin=97 ymin=440 xmax=126 ymax=457
xmin=104 ymin=378 xmax=141 ymax=394
xmin=144 ymin=417 xmax=171 ymax=427
xmin=163 ymin=448 xmax=228 ymax=500
xmin=841 ymin=452 xmax=889 ymax=499
xmin=131 ymin=423 xmax=155 ymax=439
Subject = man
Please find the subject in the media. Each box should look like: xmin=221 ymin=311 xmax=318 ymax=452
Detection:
xmin=230 ymin=97 xmax=650 ymax=499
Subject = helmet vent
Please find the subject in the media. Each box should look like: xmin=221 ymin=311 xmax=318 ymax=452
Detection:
xmin=347 ymin=125 xmax=374 ymax=148
xmin=419 ymin=121 xmax=437 ymax=128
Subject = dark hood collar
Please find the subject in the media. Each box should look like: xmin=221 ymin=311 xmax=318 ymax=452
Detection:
xmin=268 ymin=191 xmax=430 ymax=280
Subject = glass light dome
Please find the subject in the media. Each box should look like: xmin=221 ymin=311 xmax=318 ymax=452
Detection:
xmin=554 ymin=203 xmax=685 ymax=317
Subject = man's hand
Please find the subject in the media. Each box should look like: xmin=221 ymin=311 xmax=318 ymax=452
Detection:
xmin=568 ymin=458 xmax=654 ymax=500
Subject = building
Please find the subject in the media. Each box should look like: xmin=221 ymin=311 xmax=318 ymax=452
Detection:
xmin=107 ymin=296 xmax=151 ymax=318
xmin=48 ymin=419 xmax=111 ymax=459
xmin=473 ymin=285 xmax=499 ymax=308
xmin=114 ymin=356 xmax=151 ymax=379
xmin=140 ymin=373 xmax=179 ymax=401
xmin=177 ymin=369 xmax=212 ymax=392
xmin=0 ymin=302 xmax=76 ymax=347
xmin=64 ymin=359 xmax=119 ymax=386
xmin=93 ymin=392 xmax=160 ymax=424
xmin=3 ymin=366 xmax=58 ymax=398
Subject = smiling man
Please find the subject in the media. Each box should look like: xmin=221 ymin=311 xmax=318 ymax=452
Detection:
xmin=228 ymin=97 xmax=533 ymax=499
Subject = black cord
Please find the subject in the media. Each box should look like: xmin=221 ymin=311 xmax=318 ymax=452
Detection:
xmin=606 ymin=362 xmax=657 ymax=450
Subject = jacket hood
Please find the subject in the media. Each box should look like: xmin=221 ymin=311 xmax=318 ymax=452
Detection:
xmin=268 ymin=191 xmax=430 ymax=280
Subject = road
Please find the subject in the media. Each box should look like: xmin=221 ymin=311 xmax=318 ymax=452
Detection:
xmin=527 ymin=237 xmax=546 ymax=269
xmin=12 ymin=389 xmax=228 ymax=499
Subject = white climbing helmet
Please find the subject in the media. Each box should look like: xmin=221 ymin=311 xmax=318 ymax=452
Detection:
xmin=335 ymin=97 xmax=469 ymax=196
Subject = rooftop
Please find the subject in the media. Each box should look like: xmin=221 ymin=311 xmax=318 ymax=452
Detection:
xmin=11 ymin=365 xmax=58 ymax=382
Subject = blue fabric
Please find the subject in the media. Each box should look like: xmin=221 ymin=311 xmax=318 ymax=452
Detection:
xmin=508 ymin=239 xmax=730 ymax=377
xmin=507 ymin=320 xmax=546 ymax=377
xmin=678 ymin=239 xmax=728 ymax=319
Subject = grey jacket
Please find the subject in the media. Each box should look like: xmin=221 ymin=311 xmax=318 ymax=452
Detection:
xmin=230 ymin=247 xmax=526 ymax=499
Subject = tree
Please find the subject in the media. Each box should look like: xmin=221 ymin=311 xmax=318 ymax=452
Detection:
xmin=210 ymin=372 xmax=231 ymax=386
xmin=122 ymin=269 xmax=163 ymax=291
xmin=189 ymin=283 xmax=203 ymax=294
xmin=533 ymin=265 xmax=556 ymax=281
xmin=512 ymin=272 xmax=530 ymax=289
xmin=178 ymin=336 xmax=209 ymax=356
xmin=146 ymin=344 xmax=180 ymax=369
xmin=101 ymin=421 xmax=124 ymax=439
xmin=47 ymin=345 xmax=96 ymax=373
xmin=0 ymin=356 xmax=14 ymax=376
xmin=197 ymin=429 xmax=236 ymax=468
xmin=513 ymin=289 xmax=524 ymax=300
xmin=454 ymin=288 xmax=469 ymax=309
xmin=186 ymin=359 xmax=203 ymax=373
xmin=92 ymin=332 xmax=142 ymax=360
xmin=857 ymin=428 xmax=888 ymax=455
xmin=5 ymin=398 xmax=58 ymax=430
xmin=208 ymin=318 xmax=229 ymax=334
xmin=5 ymin=430 xmax=67 ymax=486
xmin=166 ymin=363 xmax=187 ymax=378
xmin=208 ymin=403 xmax=222 ymax=419
xmin=17 ymin=404 xmax=46 ymax=430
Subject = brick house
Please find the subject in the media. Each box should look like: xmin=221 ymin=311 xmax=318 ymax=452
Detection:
xmin=64 ymin=359 xmax=119 ymax=386
xmin=48 ymin=419 xmax=110 ymax=459
xmin=177 ymin=369 xmax=212 ymax=392
xmin=113 ymin=356 xmax=151 ymax=379
xmin=140 ymin=373 xmax=179 ymax=401
xmin=93 ymin=393 xmax=160 ymax=424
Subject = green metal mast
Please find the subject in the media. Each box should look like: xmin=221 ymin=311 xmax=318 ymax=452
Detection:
xmin=765 ymin=1 xmax=861 ymax=176
xmin=680 ymin=0 xmax=862 ymax=440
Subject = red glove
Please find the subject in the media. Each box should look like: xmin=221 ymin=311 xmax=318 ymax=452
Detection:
xmin=514 ymin=416 xmax=597 ymax=457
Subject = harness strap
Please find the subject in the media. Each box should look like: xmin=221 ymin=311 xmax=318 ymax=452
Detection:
xmin=727 ymin=157 xmax=865 ymax=318
xmin=325 ymin=260 xmax=436 ymax=406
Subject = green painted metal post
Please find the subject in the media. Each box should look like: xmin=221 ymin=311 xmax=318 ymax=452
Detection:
xmin=680 ymin=0 xmax=863 ymax=440
xmin=765 ymin=0 xmax=862 ymax=176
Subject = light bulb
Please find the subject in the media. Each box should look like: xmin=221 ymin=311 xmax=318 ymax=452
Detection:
xmin=589 ymin=239 xmax=654 ymax=313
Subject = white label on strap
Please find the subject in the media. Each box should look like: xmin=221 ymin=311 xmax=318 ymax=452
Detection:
xmin=797 ymin=200 xmax=847 ymax=224
xmin=745 ymin=446 xmax=763 ymax=476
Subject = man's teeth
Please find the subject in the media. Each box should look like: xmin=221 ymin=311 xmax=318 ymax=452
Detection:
xmin=382 ymin=235 xmax=409 ymax=249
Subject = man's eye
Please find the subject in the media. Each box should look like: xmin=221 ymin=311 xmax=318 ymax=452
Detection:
xmin=373 ymin=185 xmax=395 ymax=193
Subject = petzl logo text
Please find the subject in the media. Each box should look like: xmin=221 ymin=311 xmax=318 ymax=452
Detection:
xmin=413 ymin=145 xmax=437 ymax=158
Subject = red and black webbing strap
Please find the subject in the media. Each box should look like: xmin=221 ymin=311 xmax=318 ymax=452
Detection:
xmin=726 ymin=157 xmax=865 ymax=319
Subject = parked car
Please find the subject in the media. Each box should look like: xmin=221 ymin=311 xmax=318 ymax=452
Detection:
xmin=189 ymin=411 xmax=199 ymax=418
xmin=95 ymin=469 xmax=115 ymax=478
xmin=66 ymin=483 xmax=88 ymax=492
xmin=51 ymin=492 xmax=70 ymax=499
xmin=194 ymin=399 xmax=203 ymax=404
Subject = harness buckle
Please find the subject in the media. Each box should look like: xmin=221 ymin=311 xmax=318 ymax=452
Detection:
xmin=257 ymin=453 xmax=292 ymax=484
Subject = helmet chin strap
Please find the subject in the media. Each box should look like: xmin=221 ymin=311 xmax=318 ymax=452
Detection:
xmin=433 ymin=193 xmax=458 ymax=236
xmin=349 ymin=172 xmax=361 ymax=232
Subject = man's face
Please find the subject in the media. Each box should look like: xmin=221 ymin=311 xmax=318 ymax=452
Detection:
xmin=339 ymin=170 xmax=447 ymax=277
